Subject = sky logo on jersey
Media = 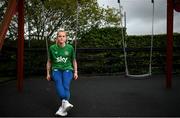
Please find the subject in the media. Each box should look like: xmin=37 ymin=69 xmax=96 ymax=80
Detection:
xmin=56 ymin=56 xmax=68 ymax=63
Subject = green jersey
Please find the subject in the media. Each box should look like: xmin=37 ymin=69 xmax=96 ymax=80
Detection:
xmin=49 ymin=44 xmax=76 ymax=70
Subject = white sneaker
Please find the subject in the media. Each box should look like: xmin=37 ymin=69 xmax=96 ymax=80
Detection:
xmin=55 ymin=106 xmax=68 ymax=116
xmin=62 ymin=100 xmax=73 ymax=112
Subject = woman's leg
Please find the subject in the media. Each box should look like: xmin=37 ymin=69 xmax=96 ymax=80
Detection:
xmin=52 ymin=69 xmax=66 ymax=100
xmin=54 ymin=70 xmax=73 ymax=116
xmin=62 ymin=70 xmax=73 ymax=100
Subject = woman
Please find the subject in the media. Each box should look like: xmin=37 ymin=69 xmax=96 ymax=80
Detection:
xmin=46 ymin=30 xmax=78 ymax=116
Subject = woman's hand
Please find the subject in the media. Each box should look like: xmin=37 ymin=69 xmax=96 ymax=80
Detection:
xmin=46 ymin=74 xmax=51 ymax=81
xmin=74 ymin=72 xmax=78 ymax=80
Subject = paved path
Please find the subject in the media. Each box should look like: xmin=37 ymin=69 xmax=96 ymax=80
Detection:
xmin=0 ymin=75 xmax=180 ymax=117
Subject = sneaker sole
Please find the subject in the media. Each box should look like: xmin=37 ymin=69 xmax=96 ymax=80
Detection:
xmin=55 ymin=112 xmax=68 ymax=116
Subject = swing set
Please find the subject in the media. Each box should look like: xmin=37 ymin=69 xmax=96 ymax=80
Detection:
xmin=117 ymin=0 xmax=155 ymax=78
xmin=0 ymin=0 xmax=179 ymax=91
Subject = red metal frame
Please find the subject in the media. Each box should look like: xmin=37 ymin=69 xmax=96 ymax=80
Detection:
xmin=0 ymin=0 xmax=17 ymax=49
xmin=17 ymin=0 xmax=24 ymax=92
xmin=166 ymin=0 xmax=174 ymax=89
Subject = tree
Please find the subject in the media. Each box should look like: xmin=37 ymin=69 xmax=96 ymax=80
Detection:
xmin=76 ymin=0 xmax=121 ymax=34
xmin=1 ymin=0 xmax=122 ymax=43
xmin=0 ymin=0 xmax=8 ymax=22
xmin=26 ymin=0 xmax=121 ymax=41
xmin=0 ymin=0 xmax=18 ymax=40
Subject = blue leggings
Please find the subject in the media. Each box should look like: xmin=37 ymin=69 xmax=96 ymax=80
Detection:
xmin=52 ymin=69 xmax=73 ymax=100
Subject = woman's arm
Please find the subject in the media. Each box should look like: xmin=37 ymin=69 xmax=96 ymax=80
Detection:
xmin=46 ymin=59 xmax=51 ymax=81
xmin=73 ymin=59 xmax=78 ymax=80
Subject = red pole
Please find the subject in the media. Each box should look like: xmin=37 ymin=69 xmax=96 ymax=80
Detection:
xmin=0 ymin=0 xmax=17 ymax=50
xmin=17 ymin=0 xmax=24 ymax=92
xmin=166 ymin=0 xmax=174 ymax=89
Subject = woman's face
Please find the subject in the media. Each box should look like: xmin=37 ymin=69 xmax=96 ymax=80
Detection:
xmin=56 ymin=31 xmax=67 ymax=45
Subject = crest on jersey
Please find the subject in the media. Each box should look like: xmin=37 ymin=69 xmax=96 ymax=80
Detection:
xmin=64 ymin=51 xmax=69 ymax=55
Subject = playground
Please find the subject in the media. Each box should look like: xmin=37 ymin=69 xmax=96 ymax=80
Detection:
xmin=1 ymin=0 xmax=180 ymax=117
xmin=0 ymin=75 xmax=180 ymax=117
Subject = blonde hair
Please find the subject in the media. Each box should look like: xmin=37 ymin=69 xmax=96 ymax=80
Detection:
xmin=56 ymin=29 xmax=67 ymax=37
